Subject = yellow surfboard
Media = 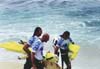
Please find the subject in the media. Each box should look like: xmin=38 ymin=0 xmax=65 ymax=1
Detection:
xmin=0 ymin=41 xmax=80 ymax=60
xmin=0 ymin=41 xmax=27 ymax=54
xmin=68 ymin=43 xmax=80 ymax=60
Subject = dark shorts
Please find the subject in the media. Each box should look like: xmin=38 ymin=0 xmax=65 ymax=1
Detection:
xmin=24 ymin=57 xmax=32 ymax=69
xmin=34 ymin=58 xmax=44 ymax=69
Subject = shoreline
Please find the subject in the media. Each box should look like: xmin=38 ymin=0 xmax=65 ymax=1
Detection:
xmin=0 ymin=61 xmax=23 ymax=69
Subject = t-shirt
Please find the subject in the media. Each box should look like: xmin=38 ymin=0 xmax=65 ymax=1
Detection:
xmin=32 ymin=39 xmax=44 ymax=60
xmin=56 ymin=36 xmax=73 ymax=50
xmin=27 ymin=36 xmax=39 ymax=47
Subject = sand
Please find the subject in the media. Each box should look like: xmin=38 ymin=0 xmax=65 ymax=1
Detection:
xmin=0 ymin=61 xmax=23 ymax=69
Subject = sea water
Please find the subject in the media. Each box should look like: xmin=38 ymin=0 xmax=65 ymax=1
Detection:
xmin=0 ymin=0 xmax=100 ymax=69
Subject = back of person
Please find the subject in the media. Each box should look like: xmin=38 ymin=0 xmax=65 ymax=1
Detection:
xmin=54 ymin=31 xmax=74 ymax=69
xmin=31 ymin=33 xmax=50 ymax=69
xmin=32 ymin=38 xmax=44 ymax=61
xmin=23 ymin=27 xmax=42 ymax=69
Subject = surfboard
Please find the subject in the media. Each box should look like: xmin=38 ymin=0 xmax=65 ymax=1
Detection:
xmin=68 ymin=43 xmax=80 ymax=60
xmin=0 ymin=41 xmax=27 ymax=54
xmin=0 ymin=41 xmax=80 ymax=60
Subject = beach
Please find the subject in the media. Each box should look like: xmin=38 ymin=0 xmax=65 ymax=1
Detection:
xmin=0 ymin=61 xmax=23 ymax=69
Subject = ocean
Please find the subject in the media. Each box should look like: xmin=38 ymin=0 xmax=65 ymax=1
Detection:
xmin=0 ymin=0 xmax=100 ymax=69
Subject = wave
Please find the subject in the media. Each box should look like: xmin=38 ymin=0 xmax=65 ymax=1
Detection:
xmin=1 ymin=0 xmax=99 ymax=8
xmin=0 ymin=0 xmax=100 ymax=14
xmin=84 ymin=20 xmax=100 ymax=27
xmin=0 ymin=0 xmax=100 ymax=39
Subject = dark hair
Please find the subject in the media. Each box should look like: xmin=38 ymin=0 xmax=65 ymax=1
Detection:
xmin=63 ymin=31 xmax=70 ymax=36
xmin=33 ymin=27 xmax=42 ymax=36
xmin=61 ymin=31 xmax=70 ymax=38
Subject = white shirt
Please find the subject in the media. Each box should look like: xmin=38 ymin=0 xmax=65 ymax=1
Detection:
xmin=32 ymin=39 xmax=44 ymax=60
xmin=27 ymin=36 xmax=39 ymax=47
xmin=56 ymin=36 xmax=73 ymax=50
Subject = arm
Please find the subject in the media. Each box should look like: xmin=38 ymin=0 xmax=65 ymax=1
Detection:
xmin=54 ymin=46 xmax=59 ymax=55
xmin=23 ymin=43 xmax=31 ymax=57
xmin=54 ymin=38 xmax=60 ymax=56
xmin=69 ymin=37 xmax=74 ymax=44
xmin=31 ymin=52 xmax=37 ymax=69
xmin=53 ymin=39 xmax=57 ymax=50
xmin=23 ymin=36 xmax=35 ymax=56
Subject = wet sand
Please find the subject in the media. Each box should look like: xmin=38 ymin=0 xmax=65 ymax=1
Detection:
xmin=0 ymin=61 xmax=23 ymax=69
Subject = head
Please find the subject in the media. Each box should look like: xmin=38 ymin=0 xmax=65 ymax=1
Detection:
xmin=41 ymin=33 xmax=49 ymax=42
xmin=33 ymin=27 xmax=42 ymax=37
xmin=61 ymin=31 xmax=70 ymax=40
